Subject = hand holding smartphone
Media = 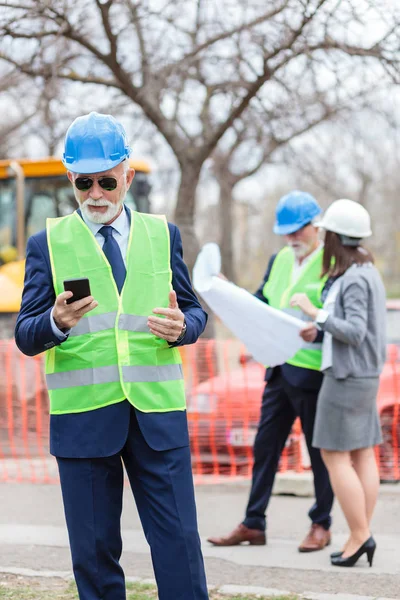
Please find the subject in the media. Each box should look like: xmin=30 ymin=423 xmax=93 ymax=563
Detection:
xmin=63 ymin=278 xmax=92 ymax=304
xmin=53 ymin=278 xmax=97 ymax=331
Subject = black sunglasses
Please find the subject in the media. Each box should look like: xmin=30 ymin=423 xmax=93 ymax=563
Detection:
xmin=74 ymin=176 xmax=119 ymax=192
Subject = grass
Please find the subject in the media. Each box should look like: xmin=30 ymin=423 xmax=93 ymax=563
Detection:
xmin=0 ymin=575 xmax=299 ymax=600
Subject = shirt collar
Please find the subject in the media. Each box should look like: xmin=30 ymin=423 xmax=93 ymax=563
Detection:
xmin=80 ymin=204 xmax=128 ymax=237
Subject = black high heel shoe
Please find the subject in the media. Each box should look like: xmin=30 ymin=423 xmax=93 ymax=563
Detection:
xmin=331 ymin=537 xmax=376 ymax=567
xmin=330 ymin=550 xmax=343 ymax=559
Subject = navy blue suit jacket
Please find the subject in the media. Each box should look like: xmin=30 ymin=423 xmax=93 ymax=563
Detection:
xmin=15 ymin=207 xmax=207 ymax=457
xmin=254 ymin=253 xmax=324 ymax=391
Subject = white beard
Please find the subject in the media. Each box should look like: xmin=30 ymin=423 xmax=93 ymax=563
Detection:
xmin=288 ymin=241 xmax=311 ymax=260
xmin=80 ymin=198 xmax=123 ymax=224
xmin=76 ymin=181 xmax=127 ymax=224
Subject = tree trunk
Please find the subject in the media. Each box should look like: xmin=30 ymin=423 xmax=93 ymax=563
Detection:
xmin=174 ymin=163 xmax=202 ymax=271
xmin=173 ymin=161 xmax=216 ymax=339
xmin=218 ymin=176 xmax=236 ymax=283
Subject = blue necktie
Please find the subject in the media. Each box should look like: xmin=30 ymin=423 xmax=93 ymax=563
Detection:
xmin=99 ymin=226 xmax=126 ymax=293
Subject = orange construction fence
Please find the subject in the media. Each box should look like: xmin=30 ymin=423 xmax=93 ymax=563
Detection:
xmin=0 ymin=339 xmax=399 ymax=484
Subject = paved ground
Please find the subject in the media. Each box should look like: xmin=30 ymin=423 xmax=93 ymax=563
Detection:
xmin=1 ymin=479 xmax=399 ymax=598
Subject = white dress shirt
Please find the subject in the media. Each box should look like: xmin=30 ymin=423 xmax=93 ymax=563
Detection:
xmin=80 ymin=206 xmax=130 ymax=265
xmin=316 ymin=277 xmax=342 ymax=371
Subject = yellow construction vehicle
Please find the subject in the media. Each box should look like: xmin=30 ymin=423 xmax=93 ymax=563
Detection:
xmin=0 ymin=157 xmax=151 ymax=337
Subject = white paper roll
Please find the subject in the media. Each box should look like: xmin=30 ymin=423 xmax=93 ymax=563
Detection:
xmin=193 ymin=243 xmax=306 ymax=367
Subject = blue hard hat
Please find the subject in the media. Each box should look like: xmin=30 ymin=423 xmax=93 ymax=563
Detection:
xmin=273 ymin=190 xmax=322 ymax=235
xmin=62 ymin=112 xmax=131 ymax=174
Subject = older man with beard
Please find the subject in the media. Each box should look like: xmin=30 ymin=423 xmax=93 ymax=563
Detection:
xmin=15 ymin=112 xmax=209 ymax=600
xmin=208 ymin=191 xmax=334 ymax=553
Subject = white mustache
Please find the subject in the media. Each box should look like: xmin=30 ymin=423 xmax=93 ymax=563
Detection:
xmin=288 ymin=242 xmax=309 ymax=257
xmin=83 ymin=198 xmax=113 ymax=208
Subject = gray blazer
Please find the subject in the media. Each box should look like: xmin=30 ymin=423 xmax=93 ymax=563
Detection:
xmin=319 ymin=264 xmax=387 ymax=379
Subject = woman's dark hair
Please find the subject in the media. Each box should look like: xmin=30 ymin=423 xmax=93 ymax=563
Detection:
xmin=322 ymin=231 xmax=374 ymax=277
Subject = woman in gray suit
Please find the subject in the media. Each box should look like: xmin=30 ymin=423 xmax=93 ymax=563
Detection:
xmin=291 ymin=199 xmax=386 ymax=568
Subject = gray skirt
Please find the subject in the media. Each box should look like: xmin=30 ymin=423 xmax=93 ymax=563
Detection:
xmin=312 ymin=369 xmax=382 ymax=451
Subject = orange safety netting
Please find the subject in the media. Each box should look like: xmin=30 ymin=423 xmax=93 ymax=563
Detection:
xmin=0 ymin=339 xmax=399 ymax=484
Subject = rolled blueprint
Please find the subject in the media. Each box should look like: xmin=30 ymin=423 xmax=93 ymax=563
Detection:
xmin=193 ymin=243 xmax=306 ymax=367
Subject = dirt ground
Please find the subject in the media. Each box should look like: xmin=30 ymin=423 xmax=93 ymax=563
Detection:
xmin=0 ymin=573 xmax=298 ymax=600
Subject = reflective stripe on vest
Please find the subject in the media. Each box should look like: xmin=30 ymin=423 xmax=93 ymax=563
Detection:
xmin=46 ymin=364 xmax=184 ymax=390
xmin=45 ymin=210 xmax=185 ymax=415
xmin=262 ymin=246 xmax=327 ymax=371
xmin=69 ymin=313 xmax=150 ymax=337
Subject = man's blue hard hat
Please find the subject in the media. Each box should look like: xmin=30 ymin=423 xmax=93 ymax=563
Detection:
xmin=62 ymin=112 xmax=131 ymax=174
xmin=273 ymin=190 xmax=322 ymax=235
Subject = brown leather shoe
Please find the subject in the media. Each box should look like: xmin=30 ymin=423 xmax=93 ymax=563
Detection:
xmin=298 ymin=524 xmax=331 ymax=553
xmin=207 ymin=524 xmax=266 ymax=546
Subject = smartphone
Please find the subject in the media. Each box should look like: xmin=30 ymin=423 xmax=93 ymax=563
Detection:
xmin=63 ymin=278 xmax=91 ymax=305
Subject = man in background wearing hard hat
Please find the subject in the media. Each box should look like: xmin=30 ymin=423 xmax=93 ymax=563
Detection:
xmin=208 ymin=191 xmax=334 ymax=553
xmin=15 ymin=113 xmax=209 ymax=600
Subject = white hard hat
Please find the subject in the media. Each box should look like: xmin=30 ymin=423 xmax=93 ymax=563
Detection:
xmin=315 ymin=199 xmax=372 ymax=239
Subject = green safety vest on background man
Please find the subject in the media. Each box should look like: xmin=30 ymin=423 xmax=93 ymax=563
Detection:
xmin=45 ymin=210 xmax=185 ymax=415
xmin=262 ymin=246 xmax=327 ymax=371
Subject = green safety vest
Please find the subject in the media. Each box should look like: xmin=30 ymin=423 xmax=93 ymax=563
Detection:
xmin=262 ymin=246 xmax=327 ymax=371
xmin=45 ymin=211 xmax=185 ymax=415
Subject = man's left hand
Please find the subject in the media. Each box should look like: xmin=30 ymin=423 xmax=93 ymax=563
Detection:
xmin=290 ymin=293 xmax=319 ymax=320
xmin=148 ymin=290 xmax=185 ymax=343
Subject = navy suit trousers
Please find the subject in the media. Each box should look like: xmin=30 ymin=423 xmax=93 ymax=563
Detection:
xmin=243 ymin=369 xmax=334 ymax=532
xmin=57 ymin=408 xmax=209 ymax=600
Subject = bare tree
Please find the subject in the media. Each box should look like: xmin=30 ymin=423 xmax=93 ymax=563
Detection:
xmin=0 ymin=0 xmax=398 ymax=268
xmin=210 ymin=76 xmax=354 ymax=281
xmin=212 ymin=95 xmax=335 ymax=281
xmin=281 ymin=92 xmax=400 ymax=294
xmin=0 ymin=66 xmax=38 ymax=157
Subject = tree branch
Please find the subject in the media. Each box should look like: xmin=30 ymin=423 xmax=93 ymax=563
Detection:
xmin=309 ymin=39 xmax=399 ymax=63
xmin=199 ymin=0 xmax=327 ymax=162
xmin=125 ymin=0 xmax=150 ymax=86
xmin=0 ymin=2 xmax=33 ymax=9
xmin=158 ymin=2 xmax=289 ymax=78
xmin=95 ymin=0 xmax=118 ymax=60
xmin=0 ymin=52 xmax=122 ymax=88
xmin=2 ymin=27 xmax=60 ymax=39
